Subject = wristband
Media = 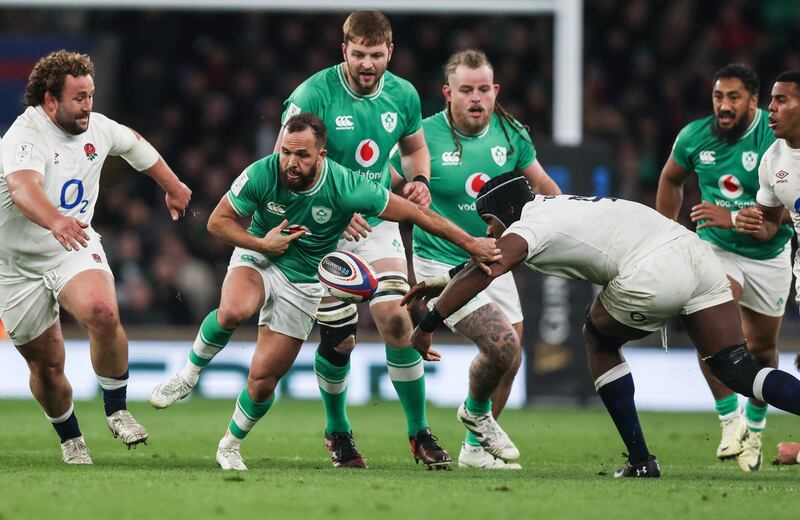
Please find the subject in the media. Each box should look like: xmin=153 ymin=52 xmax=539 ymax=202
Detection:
xmin=421 ymin=274 xmax=451 ymax=289
xmin=447 ymin=261 xmax=468 ymax=279
xmin=730 ymin=210 xmax=739 ymax=227
xmin=418 ymin=306 xmax=444 ymax=332
xmin=412 ymin=175 xmax=430 ymax=188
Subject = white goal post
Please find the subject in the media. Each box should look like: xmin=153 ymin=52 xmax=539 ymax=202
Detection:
xmin=0 ymin=0 xmax=583 ymax=144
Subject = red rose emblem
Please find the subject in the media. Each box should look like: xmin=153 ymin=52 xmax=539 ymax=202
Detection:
xmin=84 ymin=143 xmax=96 ymax=155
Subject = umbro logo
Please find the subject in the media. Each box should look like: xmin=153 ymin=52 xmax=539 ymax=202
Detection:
xmin=776 ymin=170 xmax=789 ymax=179
xmin=699 ymin=150 xmax=716 ymax=164
xmin=335 ymin=115 xmax=354 ymax=130
xmin=441 ymin=151 xmax=461 ymax=165
xmin=267 ymin=201 xmax=286 ymax=215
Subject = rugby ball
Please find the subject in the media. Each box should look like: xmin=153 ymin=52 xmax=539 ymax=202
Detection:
xmin=317 ymin=251 xmax=378 ymax=303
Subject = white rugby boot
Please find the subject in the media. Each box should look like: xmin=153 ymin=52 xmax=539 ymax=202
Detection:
xmin=458 ymin=443 xmax=521 ymax=469
xmin=738 ymin=430 xmax=763 ymax=472
xmin=107 ymin=410 xmax=149 ymax=448
xmin=61 ymin=436 xmax=93 ymax=464
xmin=457 ymin=402 xmax=519 ymax=461
xmin=716 ymin=412 xmax=747 ymax=460
xmin=216 ymin=441 xmax=247 ymax=471
xmin=148 ymin=374 xmax=195 ymax=409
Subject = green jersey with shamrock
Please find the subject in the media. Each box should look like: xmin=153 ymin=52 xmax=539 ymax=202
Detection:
xmin=672 ymin=108 xmax=791 ymax=260
xmin=226 ymin=154 xmax=389 ymax=283
xmin=281 ymin=63 xmax=421 ymax=227
xmin=391 ymin=110 xmax=536 ymax=265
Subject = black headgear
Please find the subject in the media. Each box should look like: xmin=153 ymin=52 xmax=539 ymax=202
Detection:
xmin=475 ymin=171 xmax=535 ymax=228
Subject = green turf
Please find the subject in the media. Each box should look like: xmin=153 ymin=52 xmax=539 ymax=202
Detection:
xmin=1 ymin=398 xmax=798 ymax=519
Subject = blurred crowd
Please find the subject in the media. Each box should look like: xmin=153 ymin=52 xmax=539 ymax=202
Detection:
xmin=1 ymin=0 xmax=798 ymax=327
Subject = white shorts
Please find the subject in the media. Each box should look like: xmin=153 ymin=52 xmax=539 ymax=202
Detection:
xmin=337 ymin=220 xmax=405 ymax=263
xmin=600 ymin=235 xmax=733 ymax=331
xmin=0 ymin=237 xmax=113 ymax=346
xmin=413 ymin=255 xmax=523 ymax=331
xmin=228 ymin=247 xmax=324 ymax=340
xmin=709 ymin=243 xmax=791 ymax=317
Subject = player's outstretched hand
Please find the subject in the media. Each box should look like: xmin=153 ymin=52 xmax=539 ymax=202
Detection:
xmin=734 ymin=207 xmax=764 ymax=236
xmin=468 ymin=237 xmax=501 ymax=263
xmin=691 ymin=201 xmax=733 ymax=230
xmin=410 ymin=326 xmax=441 ymax=362
xmin=51 ymin=215 xmax=90 ymax=251
xmin=165 ymin=181 xmax=192 ymax=220
xmin=402 ymin=180 xmax=431 ymax=207
xmin=401 ymin=281 xmax=444 ymax=307
xmin=342 ymin=213 xmax=372 ymax=241
xmin=261 ymin=219 xmax=304 ymax=255
xmin=773 ymin=442 xmax=800 ymax=465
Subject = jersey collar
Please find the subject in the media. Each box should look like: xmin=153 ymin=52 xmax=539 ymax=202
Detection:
xmin=442 ymin=110 xmax=492 ymax=139
xmin=33 ymin=105 xmax=81 ymax=141
xmin=337 ymin=63 xmax=385 ymax=101
xmin=739 ymin=109 xmax=763 ymax=141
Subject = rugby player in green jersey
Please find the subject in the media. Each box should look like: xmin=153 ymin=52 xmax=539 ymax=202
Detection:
xmin=656 ymin=64 xmax=792 ymax=471
xmin=149 ymin=11 xmax=444 ymax=469
xmin=391 ymin=50 xmax=560 ymax=468
xmin=175 ymin=113 xmax=497 ymax=470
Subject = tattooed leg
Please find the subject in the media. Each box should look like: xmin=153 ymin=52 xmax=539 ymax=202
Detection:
xmin=490 ymin=321 xmax=523 ymax=419
xmin=455 ymin=304 xmax=520 ymax=402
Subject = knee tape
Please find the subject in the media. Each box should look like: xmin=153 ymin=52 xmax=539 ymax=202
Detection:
xmin=370 ymin=271 xmax=409 ymax=306
xmin=316 ymin=300 xmax=358 ymax=327
xmin=704 ymin=344 xmax=761 ymax=398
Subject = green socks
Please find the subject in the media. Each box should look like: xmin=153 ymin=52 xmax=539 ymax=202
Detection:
xmin=186 ymin=310 xmax=234 ymax=375
xmin=228 ymin=387 xmax=275 ymax=440
xmin=464 ymin=394 xmax=492 ymax=446
xmin=386 ymin=346 xmax=428 ymax=437
xmin=315 ymin=353 xmax=352 ymax=434
xmin=745 ymin=401 xmax=768 ymax=432
xmin=715 ymin=393 xmax=739 ymax=419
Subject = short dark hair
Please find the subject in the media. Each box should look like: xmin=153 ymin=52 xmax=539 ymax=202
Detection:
xmin=25 ymin=50 xmax=94 ymax=106
xmin=713 ymin=63 xmax=760 ymax=95
xmin=284 ymin=113 xmax=327 ymax=148
xmin=343 ymin=10 xmax=392 ymax=47
xmin=775 ymin=71 xmax=800 ymax=93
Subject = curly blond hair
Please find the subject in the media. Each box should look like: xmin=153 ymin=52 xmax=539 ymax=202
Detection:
xmin=24 ymin=50 xmax=94 ymax=107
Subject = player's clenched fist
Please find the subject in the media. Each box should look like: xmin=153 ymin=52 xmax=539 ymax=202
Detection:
xmin=165 ymin=181 xmax=192 ymax=220
xmin=51 ymin=215 xmax=90 ymax=251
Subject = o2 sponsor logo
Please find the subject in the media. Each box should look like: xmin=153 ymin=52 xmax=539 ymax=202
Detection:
xmin=60 ymin=179 xmax=89 ymax=213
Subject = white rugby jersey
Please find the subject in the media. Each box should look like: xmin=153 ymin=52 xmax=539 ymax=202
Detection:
xmin=0 ymin=106 xmax=144 ymax=268
xmin=504 ymin=195 xmax=691 ymax=283
xmin=755 ymin=138 xmax=800 ymax=234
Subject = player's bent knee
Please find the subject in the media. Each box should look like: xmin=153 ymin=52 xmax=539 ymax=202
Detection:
xmin=369 ymin=272 xmax=410 ymax=306
xmin=217 ymin=305 xmax=253 ymax=329
xmin=705 ymin=344 xmax=762 ymax=398
xmin=83 ymin=301 xmax=119 ymax=331
xmin=317 ymin=301 xmax=358 ymax=365
xmin=247 ymin=375 xmax=278 ymax=402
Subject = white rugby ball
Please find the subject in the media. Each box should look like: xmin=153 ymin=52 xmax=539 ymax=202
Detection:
xmin=317 ymin=251 xmax=378 ymax=304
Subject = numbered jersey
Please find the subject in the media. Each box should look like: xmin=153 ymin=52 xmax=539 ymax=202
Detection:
xmin=226 ymin=154 xmax=389 ymax=283
xmin=505 ymin=195 xmax=691 ymax=283
xmin=0 ymin=106 xmax=142 ymax=269
xmin=672 ymin=109 xmax=791 ymax=260
xmin=281 ymin=63 xmax=421 ymax=227
xmin=391 ymin=110 xmax=536 ymax=265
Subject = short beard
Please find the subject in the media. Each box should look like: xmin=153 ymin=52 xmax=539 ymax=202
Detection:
xmin=712 ymin=115 xmax=748 ymax=143
xmin=280 ymin=162 xmax=317 ymax=192
xmin=55 ymin=107 xmax=88 ymax=135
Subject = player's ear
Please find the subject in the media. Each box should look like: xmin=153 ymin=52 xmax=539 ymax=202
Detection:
xmin=341 ymin=42 xmax=348 ymax=61
xmin=442 ymin=84 xmax=452 ymax=102
xmin=386 ymin=43 xmax=394 ymax=63
xmin=493 ymin=83 xmax=500 ymax=97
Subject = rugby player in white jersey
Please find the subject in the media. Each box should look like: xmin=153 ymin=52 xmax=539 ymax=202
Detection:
xmin=405 ymin=172 xmax=800 ymax=477
xmin=734 ymin=71 xmax=800 ymax=467
xmin=0 ymin=51 xmax=191 ymax=464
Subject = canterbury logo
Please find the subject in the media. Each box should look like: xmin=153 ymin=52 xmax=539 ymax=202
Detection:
xmin=441 ymin=151 xmax=461 ymax=165
xmin=335 ymin=115 xmax=354 ymax=130
xmin=266 ymin=201 xmax=286 ymax=215
xmin=699 ymin=150 xmax=715 ymax=164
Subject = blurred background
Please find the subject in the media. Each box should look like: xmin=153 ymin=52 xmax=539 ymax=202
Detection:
xmin=1 ymin=0 xmax=799 ymax=407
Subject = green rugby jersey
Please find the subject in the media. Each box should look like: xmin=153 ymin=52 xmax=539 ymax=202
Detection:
xmin=672 ymin=108 xmax=790 ymax=259
xmin=226 ymin=154 xmax=389 ymax=283
xmin=392 ymin=110 xmax=536 ymax=265
xmin=281 ymin=63 xmax=421 ymax=227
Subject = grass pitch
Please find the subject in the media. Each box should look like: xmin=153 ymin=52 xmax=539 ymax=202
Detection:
xmin=1 ymin=398 xmax=798 ymax=520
